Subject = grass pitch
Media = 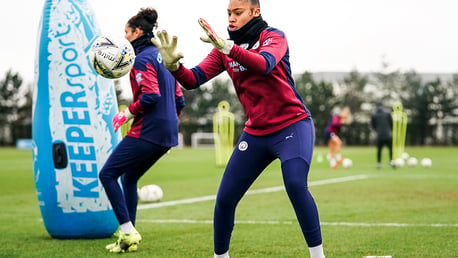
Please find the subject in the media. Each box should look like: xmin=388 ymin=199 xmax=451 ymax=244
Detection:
xmin=0 ymin=146 xmax=457 ymax=257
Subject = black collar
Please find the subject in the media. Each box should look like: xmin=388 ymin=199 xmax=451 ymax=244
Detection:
xmin=131 ymin=33 xmax=154 ymax=52
xmin=228 ymin=16 xmax=268 ymax=49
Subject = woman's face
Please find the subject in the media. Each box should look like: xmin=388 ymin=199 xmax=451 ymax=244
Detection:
xmin=227 ymin=0 xmax=260 ymax=31
xmin=124 ymin=24 xmax=142 ymax=42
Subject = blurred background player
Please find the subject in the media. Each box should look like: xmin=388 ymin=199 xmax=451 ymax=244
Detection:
xmin=152 ymin=0 xmax=325 ymax=257
xmin=324 ymin=107 xmax=350 ymax=168
xmin=99 ymin=7 xmax=184 ymax=253
xmin=371 ymin=101 xmax=395 ymax=169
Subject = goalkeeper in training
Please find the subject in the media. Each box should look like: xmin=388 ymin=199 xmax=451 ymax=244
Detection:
xmin=99 ymin=7 xmax=184 ymax=253
xmin=152 ymin=0 xmax=325 ymax=257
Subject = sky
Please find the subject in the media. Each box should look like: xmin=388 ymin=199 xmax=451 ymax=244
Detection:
xmin=1 ymin=0 xmax=458 ymax=86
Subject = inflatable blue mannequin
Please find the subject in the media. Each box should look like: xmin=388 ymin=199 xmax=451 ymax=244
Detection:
xmin=33 ymin=0 xmax=119 ymax=238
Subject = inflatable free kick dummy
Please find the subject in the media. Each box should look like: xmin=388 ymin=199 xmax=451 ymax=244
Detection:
xmin=32 ymin=0 xmax=121 ymax=238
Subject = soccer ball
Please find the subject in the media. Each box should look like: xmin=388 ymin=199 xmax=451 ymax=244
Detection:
xmin=401 ymin=152 xmax=410 ymax=160
xmin=342 ymin=158 xmax=353 ymax=168
xmin=420 ymin=158 xmax=432 ymax=168
xmin=89 ymin=36 xmax=135 ymax=79
xmin=394 ymin=158 xmax=405 ymax=168
xmin=406 ymin=157 xmax=418 ymax=167
xmin=138 ymin=184 xmax=163 ymax=202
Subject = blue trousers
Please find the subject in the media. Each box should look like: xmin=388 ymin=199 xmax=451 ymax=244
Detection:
xmin=214 ymin=118 xmax=322 ymax=254
xmin=99 ymin=136 xmax=170 ymax=225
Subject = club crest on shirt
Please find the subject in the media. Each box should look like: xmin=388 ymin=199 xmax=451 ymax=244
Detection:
xmin=238 ymin=141 xmax=248 ymax=151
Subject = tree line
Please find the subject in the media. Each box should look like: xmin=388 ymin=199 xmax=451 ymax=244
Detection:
xmin=1 ymin=66 xmax=457 ymax=146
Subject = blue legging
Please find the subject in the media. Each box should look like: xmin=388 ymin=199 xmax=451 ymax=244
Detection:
xmin=214 ymin=118 xmax=322 ymax=254
xmin=99 ymin=136 xmax=170 ymax=225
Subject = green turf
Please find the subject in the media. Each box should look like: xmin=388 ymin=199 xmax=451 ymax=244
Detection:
xmin=0 ymin=146 xmax=457 ymax=257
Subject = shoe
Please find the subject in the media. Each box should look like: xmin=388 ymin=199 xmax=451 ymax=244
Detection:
xmin=389 ymin=160 xmax=396 ymax=169
xmin=107 ymin=228 xmax=142 ymax=253
xmin=105 ymin=242 xmax=138 ymax=252
xmin=376 ymin=163 xmax=381 ymax=169
xmin=113 ymin=226 xmax=121 ymax=238
xmin=330 ymin=159 xmax=339 ymax=169
xmin=337 ymin=157 xmax=344 ymax=163
xmin=104 ymin=227 xmax=122 ymax=250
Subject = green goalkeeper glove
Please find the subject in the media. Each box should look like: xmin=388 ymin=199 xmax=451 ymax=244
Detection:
xmin=151 ymin=31 xmax=184 ymax=71
xmin=198 ymin=18 xmax=233 ymax=55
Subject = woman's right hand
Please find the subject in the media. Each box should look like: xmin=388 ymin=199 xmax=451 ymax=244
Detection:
xmin=151 ymin=30 xmax=184 ymax=71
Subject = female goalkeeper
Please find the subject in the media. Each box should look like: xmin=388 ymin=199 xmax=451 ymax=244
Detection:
xmin=152 ymin=0 xmax=324 ymax=257
xmin=99 ymin=7 xmax=184 ymax=253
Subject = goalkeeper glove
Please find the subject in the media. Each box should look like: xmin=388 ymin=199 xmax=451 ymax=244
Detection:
xmin=112 ymin=108 xmax=133 ymax=132
xmin=198 ymin=18 xmax=233 ymax=55
xmin=151 ymin=31 xmax=184 ymax=71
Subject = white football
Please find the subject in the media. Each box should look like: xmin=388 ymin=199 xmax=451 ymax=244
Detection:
xmin=401 ymin=152 xmax=410 ymax=160
xmin=421 ymin=158 xmax=432 ymax=168
xmin=342 ymin=158 xmax=353 ymax=168
xmin=138 ymin=184 xmax=163 ymax=202
xmin=395 ymin=158 xmax=405 ymax=167
xmin=407 ymin=157 xmax=418 ymax=167
xmin=89 ymin=36 xmax=135 ymax=79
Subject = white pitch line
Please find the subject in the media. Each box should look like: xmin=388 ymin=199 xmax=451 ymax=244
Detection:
xmin=320 ymin=222 xmax=458 ymax=228
xmin=136 ymin=219 xmax=458 ymax=228
xmin=138 ymin=174 xmax=369 ymax=210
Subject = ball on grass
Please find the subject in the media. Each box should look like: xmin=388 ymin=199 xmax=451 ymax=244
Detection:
xmin=395 ymin=158 xmax=405 ymax=168
xmin=138 ymin=184 xmax=163 ymax=202
xmin=407 ymin=157 xmax=418 ymax=167
xmin=401 ymin=152 xmax=410 ymax=160
xmin=342 ymin=158 xmax=353 ymax=168
xmin=420 ymin=158 xmax=432 ymax=168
